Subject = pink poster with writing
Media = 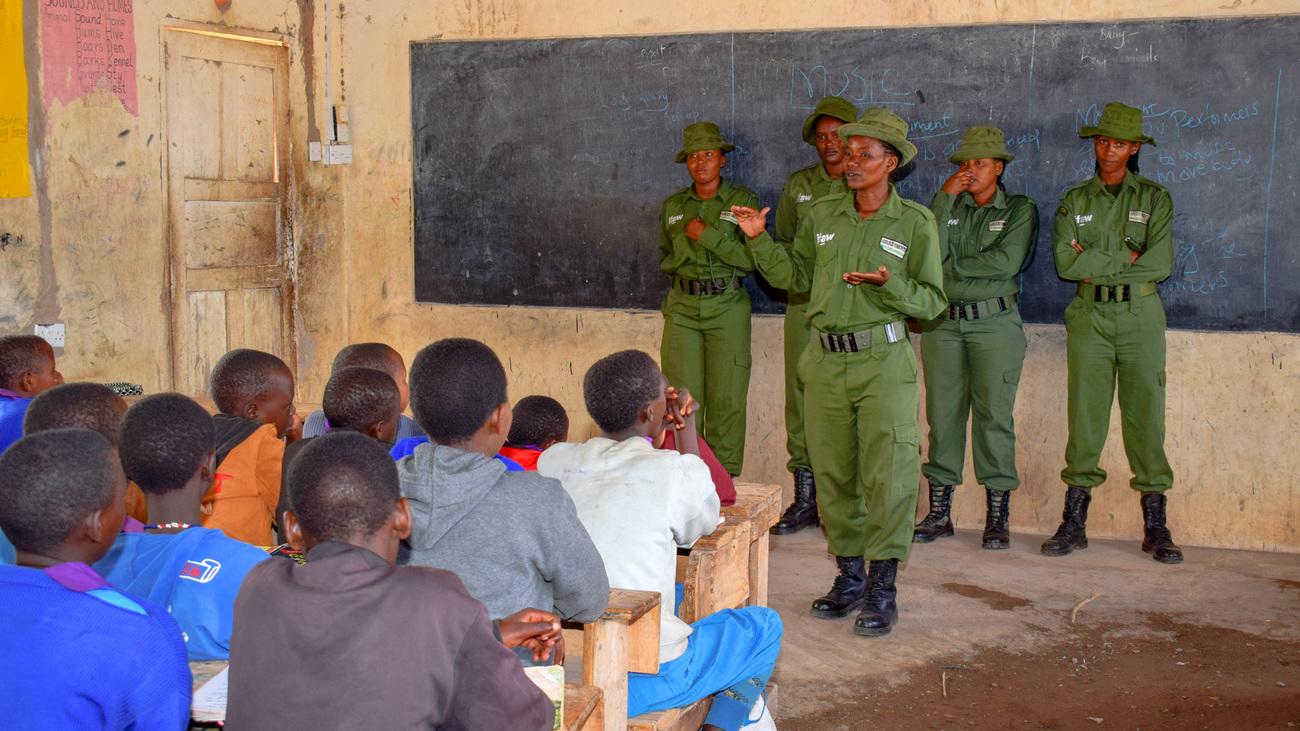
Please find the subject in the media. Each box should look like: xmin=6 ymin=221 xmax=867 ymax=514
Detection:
xmin=41 ymin=0 xmax=137 ymax=115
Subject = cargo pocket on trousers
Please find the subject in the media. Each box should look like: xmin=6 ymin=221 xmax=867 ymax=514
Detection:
xmin=890 ymin=423 xmax=922 ymax=497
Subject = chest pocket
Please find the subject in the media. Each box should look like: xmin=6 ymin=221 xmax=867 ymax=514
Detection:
xmin=862 ymin=234 xmax=907 ymax=272
xmin=812 ymin=231 xmax=842 ymax=270
xmin=1124 ymin=216 xmax=1149 ymax=253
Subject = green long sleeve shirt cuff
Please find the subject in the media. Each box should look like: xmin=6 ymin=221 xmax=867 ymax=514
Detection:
xmin=746 ymin=230 xmax=800 ymax=291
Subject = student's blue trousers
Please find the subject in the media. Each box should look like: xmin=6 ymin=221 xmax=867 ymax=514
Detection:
xmin=627 ymin=606 xmax=782 ymax=730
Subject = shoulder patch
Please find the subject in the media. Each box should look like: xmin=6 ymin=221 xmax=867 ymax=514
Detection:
xmin=1056 ymin=206 xmax=1068 ymax=217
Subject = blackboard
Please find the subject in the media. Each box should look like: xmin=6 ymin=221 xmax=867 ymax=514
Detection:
xmin=411 ymin=17 xmax=1300 ymax=332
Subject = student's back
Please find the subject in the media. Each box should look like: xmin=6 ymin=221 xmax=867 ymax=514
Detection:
xmin=396 ymin=339 xmax=608 ymax=656
xmin=0 ymin=562 xmax=191 ymax=728
xmin=94 ymin=527 xmax=268 ymax=659
xmin=229 ymin=430 xmax=555 ymax=731
xmin=398 ymin=443 xmax=606 ymax=623
xmin=0 ymin=429 xmax=191 ymax=730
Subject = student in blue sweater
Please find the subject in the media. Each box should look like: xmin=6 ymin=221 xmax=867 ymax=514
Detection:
xmin=0 ymin=428 xmax=191 ymax=729
xmin=93 ymin=393 xmax=270 ymax=660
xmin=0 ymin=334 xmax=63 ymax=454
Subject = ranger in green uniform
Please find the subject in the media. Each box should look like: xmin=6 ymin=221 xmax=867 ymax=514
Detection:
xmin=1044 ymin=102 xmax=1183 ymax=564
xmin=659 ymin=122 xmax=760 ymax=476
xmin=735 ymin=108 xmax=945 ymax=637
xmin=912 ymin=127 xmax=1037 ymax=550
xmin=770 ymin=96 xmax=857 ymax=535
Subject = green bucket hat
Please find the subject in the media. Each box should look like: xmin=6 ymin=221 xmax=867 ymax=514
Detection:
xmin=837 ymin=107 xmax=917 ymax=166
xmin=1078 ymin=102 xmax=1156 ymax=146
xmin=674 ymin=122 xmax=736 ymax=164
xmin=949 ymin=126 xmax=1015 ymax=164
xmin=801 ymin=96 xmax=858 ymax=144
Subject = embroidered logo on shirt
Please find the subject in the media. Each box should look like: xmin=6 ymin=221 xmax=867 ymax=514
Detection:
xmin=880 ymin=237 xmax=908 ymax=259
xmin=1075 ymin=214 xmax=1093 ymax=225
xmin=668 ymin=214 xmax=684 ymax=226
xmin=816 ymin=232 xmax=836 ymax=246
xmin=948 ymin=218 xmax=960 ymax=226
xmin=181 ymin=559 xmax=222 ymax=584
xmin=798 ymin=194 xmax=813 ymax=202
xmin=989 ymin=220 xmax=1007 ymax=232
xmin=1128 ymin=210 xmax=1150 ymax=224
xmin=719 ymin=211 xmax=739 ymax=225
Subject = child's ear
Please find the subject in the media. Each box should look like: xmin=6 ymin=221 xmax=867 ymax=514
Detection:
xmin=489 ymin=402 xmax=512 ymax=437
xmin=241 ymin=400 xmax=260 ymax=421
xmin=284 ymin=510 xmax=306 ymax=551
xmin=198 ymin=450 xmax=217 ymax=484
xmin=393 ymin=497 xmax=412 ymax=541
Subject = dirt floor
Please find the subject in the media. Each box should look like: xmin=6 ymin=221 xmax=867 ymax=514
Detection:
xmin=767 ymin=528 xmax=1300 ymax=730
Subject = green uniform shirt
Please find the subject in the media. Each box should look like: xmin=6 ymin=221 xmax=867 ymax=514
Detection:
xmin=749 ymin=184 xmax=946 ymax=333
xmin=1053 ymin=171 xmax=1173 ymax=286
xmin=659 ymin=179 xmax=760 ymax=281
xmin=930 ymin=189 xmax=1038 ymax=304
xmin=775 ymin=163 xmax=850 ymax=307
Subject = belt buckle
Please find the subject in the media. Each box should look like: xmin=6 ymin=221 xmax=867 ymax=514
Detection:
xmin=1117 ymin=285 xmax=1130 ymax=302
xmin=948 ymin=303 xmax=960 ymax=320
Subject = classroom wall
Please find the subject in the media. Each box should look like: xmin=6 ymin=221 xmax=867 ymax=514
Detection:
xmin=2 ymin=0 xmax=1296 ymax=552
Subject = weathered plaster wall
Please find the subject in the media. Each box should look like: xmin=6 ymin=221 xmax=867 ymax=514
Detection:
xmin=324 ymin=0 xmax=1300 ymax=553
xmin=3 ymin=0 xmax=1296 ymax=551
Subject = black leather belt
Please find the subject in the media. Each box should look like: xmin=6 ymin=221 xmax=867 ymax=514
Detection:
xmin=676 ymin=276 xmax=741 ymax=296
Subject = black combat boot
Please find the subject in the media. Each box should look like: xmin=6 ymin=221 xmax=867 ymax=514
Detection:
xmin=982 ymin=488 xmax=1011 ymax=550
xmin=912 ymin=482 xmax=955 ymax=543
xmin=1140 ymin=492 xmax=1184 ymax=564
xmin=852 ymin=558 xmax=900 ymax=637
xmin=1041 ymin=486 xmax=1091 ymax=556
xmin=771 ymin=468 xmax=820 ymax=535
xmin=810 ymin=556 xmax=867 ymax=619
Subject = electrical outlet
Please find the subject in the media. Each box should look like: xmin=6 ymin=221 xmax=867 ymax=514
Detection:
xmin=35 ymin=323 xmax=65 ymax=348
xmin=309 ymin=141 xmax=323 ymax=162
xmin=324 ymin=144 xmax=353 ymax=165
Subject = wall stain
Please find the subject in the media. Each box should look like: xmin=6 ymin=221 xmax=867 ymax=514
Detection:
xmin=23 ymin=0 xmax=59 ymax=325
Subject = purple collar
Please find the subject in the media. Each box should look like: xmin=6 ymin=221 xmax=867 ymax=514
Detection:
xmin=43 ymin=562 xmax=109 ymax=593
xmin=0 ymin=388 xmax=24 ymax=401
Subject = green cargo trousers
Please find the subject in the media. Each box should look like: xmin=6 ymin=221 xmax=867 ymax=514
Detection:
xmin=1061 ymin=293 xmax=1173 ymax=492
xmin=920 ymin=307 xmax=1027 ymax=492
xmin=800 ymin=334 xmax=922 ymax=561
xmin=783 ymin=298 xmax=812 ymax=472
xmin=661 ymin=286 xmax=753 ymax=475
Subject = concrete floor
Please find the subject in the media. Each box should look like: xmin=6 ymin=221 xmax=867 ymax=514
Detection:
xmin=766 ymin=526 xmax=1300 ymax=719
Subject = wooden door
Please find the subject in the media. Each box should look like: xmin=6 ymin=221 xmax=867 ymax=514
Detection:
xmin=164 ymin=28 xmax=292 ymax=397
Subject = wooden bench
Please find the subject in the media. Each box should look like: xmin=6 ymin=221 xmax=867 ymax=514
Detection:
xmin=722 ymin=483 xmax=783 ymax=609
xmin=676 ymin=516 xmax=753 ymax=623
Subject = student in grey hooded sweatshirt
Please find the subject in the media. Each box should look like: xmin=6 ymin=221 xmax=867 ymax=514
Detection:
xmin=396 ymin=339 xmax=609 ymax=664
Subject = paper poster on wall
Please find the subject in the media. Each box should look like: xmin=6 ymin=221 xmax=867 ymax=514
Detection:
xmin=0 ymin=0 xmax=31 ymax=197
xmin=41 ymin=0 xmax=137 ymax=115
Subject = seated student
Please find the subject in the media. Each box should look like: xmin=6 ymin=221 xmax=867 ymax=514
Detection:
xmin=207 ymin=348 xmax=297 ymax=546
xmin=23 ymin=381 xmax=150 ymax=526
xmin=0 ymin=334 xmax=63 ymax=454
xmin=228 ymin=431 xmax=558 ymax=730
xmin=500 ymin=395 xmax=570 ymax=470
xmin=538 ymin=350 xmax=782 ymax=731
xmin=397 ymin=338 xmax=609 ymax=663
xmin=92 ymin=393 xmax=270 ymax=661
xmin=0 ymin=429 xmax=191 ymax=729
xmin=301 ymin=342 xmax=424 ymax=442
xmin=278 ymin=366 xmax=402 ymax=535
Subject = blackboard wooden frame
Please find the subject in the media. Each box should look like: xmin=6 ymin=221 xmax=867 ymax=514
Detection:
xmin=412 ymin=17 xmax=1300 ymax=332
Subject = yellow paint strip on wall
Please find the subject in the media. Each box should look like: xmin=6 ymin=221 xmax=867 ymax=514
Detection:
xmin=0 ymin=0 xmax=30 ymax=198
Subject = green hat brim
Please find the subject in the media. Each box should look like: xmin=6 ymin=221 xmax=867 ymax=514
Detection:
xmin=837 ymin=122 xmax=917 ymax=166
xmin=1079 ymin=126 xmax=1157 ymax=147
xmin=674 ymin=142 xmax=736 ymax=164
xmin=948 ymin=149 xmax=1015 ymax=164
xmin=801 ymin=98 xmax=859 ymax=144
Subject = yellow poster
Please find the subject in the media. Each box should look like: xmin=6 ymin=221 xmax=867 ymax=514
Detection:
xmin=0 ymin=0 xmax=31 ymax=198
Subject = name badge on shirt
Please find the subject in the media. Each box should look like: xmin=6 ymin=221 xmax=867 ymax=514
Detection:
xmin=879 ymin=237 xmax=907 ymax=259
xmin=989 ymin=220 xmax=1007 ymax=232
xmin=719 ymin=211 xmax=739 ymax=225
xmin=1128 ymin=210 xmax=1150 ymax=224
